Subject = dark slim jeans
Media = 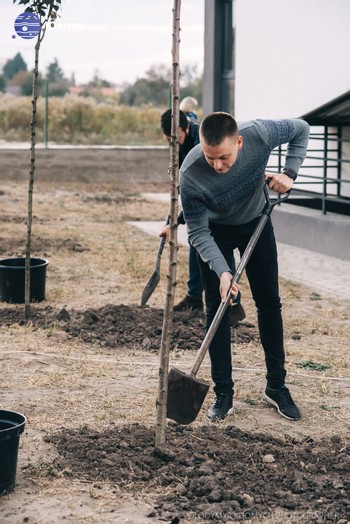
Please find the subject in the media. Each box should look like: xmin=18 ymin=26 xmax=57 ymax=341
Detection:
xmin=197 ymin=216 xmax=286 ymax=395
xmin=188 ymin=244 xmax=204 ymax=300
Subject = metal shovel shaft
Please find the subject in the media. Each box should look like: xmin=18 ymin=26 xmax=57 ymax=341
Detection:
xmin=189 ymin=183 xmax=289 ymax=378
xmin=189 ymin=212 xmax=269 ymax=377
xmin=166 ymin=214 xmax=269 ymax=425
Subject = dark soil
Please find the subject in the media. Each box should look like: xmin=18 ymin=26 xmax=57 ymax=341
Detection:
xmin=0 ymin=236 xmax=89 ymax=257
xmin=45 ymin=423 xmax=350 ymax=523
xmin=0 ymin=304 xmax=258 ymax=351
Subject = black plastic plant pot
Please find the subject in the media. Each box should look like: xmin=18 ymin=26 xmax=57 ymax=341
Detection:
xmin=0 ymin=258 xmax=49 ymax=303
xmin=0 ymin=410 xmax=26 ymax=495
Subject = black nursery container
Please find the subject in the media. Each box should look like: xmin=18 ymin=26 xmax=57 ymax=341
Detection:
xmin=0 ymin=258 xmax=48 ymax=303
xmin=0 ymin=410 xmax=26 ymax=495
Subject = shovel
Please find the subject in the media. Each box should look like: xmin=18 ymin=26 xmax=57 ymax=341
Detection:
xmin=141 ymin=215 xmax=169 ymax=306
xmin=167 ymin=182 xmax=290 ymax=424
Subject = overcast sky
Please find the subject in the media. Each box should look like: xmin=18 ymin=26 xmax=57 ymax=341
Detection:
xmin=0 ymin=0 xmax=204 ymax=85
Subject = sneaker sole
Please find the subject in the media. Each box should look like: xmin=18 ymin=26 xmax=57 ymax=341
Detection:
xmin=263 ymin=393 xmax=300 ymax=421
xmin=206 ymin=407 xmax=234 ymax=421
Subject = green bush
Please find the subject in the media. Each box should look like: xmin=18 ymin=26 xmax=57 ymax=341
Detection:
xmin=0 ymin=93 xmax=166 ymax=145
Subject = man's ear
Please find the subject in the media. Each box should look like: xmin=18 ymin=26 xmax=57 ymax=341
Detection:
xmin=237 ymin=135 xmax=243 ymax=150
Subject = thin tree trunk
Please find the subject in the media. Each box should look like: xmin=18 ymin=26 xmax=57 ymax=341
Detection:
xmin=155 ymin=0 xmax=181 ymax=449
xmin=25 ymin=32 xmax=41 ymax=319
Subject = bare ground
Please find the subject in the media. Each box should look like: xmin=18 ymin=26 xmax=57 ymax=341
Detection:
xmin=0 ymin=170 xmax=349 ymax=524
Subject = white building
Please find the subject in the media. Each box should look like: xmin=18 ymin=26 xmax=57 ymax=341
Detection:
xmin=234 ymin=0 xmax=350 ymax=121
xmin=203 ymin=0 xmax=350 ymax=259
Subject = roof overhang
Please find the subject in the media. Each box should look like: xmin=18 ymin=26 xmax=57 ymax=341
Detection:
xmin=301 ymin=90 xmax=350 ymax=126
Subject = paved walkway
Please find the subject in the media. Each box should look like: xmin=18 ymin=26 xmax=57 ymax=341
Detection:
xmin=128 ymin=194 xmax=350 ymax=302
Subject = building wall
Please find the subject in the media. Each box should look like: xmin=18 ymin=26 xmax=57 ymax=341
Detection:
xmin=272 ymin=204 xmax=350 ymax=260
xmin=234 ymin=0 xmax=350 ymax=121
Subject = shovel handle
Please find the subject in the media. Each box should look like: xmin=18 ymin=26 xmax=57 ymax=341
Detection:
xmin=155 ymin=215 xmax=170 ymax=267
xmin=190 ymin=181 xmax=290 ymax=378
xmin=140 ymin=214 xmax=170 ymax=306
xmin=155 ymin=235 xmax=166 ymax=269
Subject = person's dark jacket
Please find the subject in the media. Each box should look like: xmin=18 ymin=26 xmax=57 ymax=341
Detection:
xmin=179 ymin=118 xmax=200 ymax=167
xmin=177 ymin=117 xmax=200 ymax=225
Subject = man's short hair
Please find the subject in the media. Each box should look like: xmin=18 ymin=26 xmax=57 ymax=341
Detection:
xmin=160 ymin=108 xmax=189 ymax=136
xmin=200 ymin=112 xmax=238 ymax=146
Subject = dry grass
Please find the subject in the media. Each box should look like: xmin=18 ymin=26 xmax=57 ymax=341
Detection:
xmin=0 ymin=94 xmax=164 ymax=145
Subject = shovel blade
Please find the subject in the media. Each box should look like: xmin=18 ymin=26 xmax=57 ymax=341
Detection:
xmin=167 ymin=367 xmax=210 ymax=425
xmin=140 ymin=270 xmax=160 ymax=306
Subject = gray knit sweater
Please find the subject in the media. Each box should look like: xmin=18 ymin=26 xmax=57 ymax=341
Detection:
xmin=180 ymin=118 xmax=310 ymax=277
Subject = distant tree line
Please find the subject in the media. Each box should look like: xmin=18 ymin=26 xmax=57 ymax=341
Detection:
xmin=0 ymin=52 xmax=72 ymax=96
xmin=0 ymin=53 xmax=202 ymax=106
xmin=119 ymin=63 xmax=202 ymax=107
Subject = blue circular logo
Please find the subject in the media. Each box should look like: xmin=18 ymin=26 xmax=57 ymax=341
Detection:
xmin=14 ymin=12 xmax=41 ymax=39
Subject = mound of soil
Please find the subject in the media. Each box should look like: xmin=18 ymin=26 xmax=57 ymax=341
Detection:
xmin=45 ymin=423 xmax=350 ymax=523
xmin=0 ymin=304 xmax=258 ymax=351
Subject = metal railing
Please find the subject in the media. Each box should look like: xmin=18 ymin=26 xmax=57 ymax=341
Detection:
xmin=267 ymin=126 xmax=350 ymax=215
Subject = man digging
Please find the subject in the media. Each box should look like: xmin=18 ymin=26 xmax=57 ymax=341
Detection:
xmin=179 ymin=112 xmax=310 ymax=421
